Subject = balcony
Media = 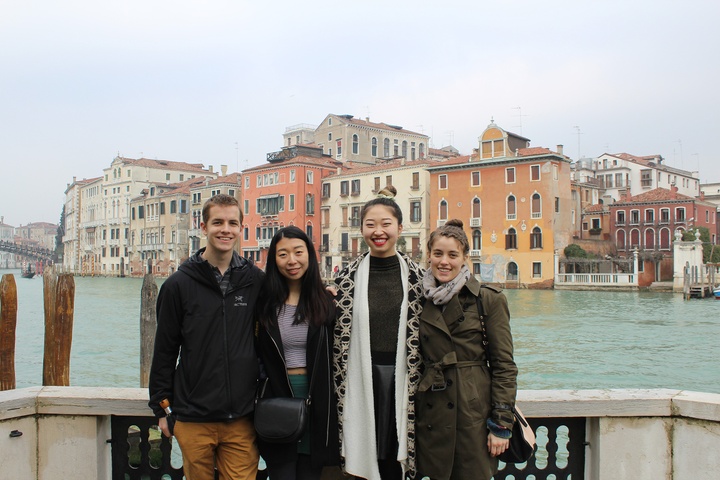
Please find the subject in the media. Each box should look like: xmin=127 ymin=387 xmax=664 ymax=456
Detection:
xmin=258 ymin=239 xmax=271 ymax=249
xmin=470 ymin=217 xmax=481 ymax=228
xmin=470 ymin=249 xmax=482 ymax=257
xmin=1 ymin=387 xmax=718 ymax=479
xmin=437 ymin=219 xmax=446 ymax=227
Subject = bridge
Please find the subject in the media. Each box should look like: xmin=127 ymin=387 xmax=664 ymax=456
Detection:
xmin=0 ymin=239 xmax=56 ymax=262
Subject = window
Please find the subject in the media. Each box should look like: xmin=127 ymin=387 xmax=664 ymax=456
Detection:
xmin=532 ymin=262 xmax=542 ymax=278
xmin=617 ymin=210 xmax=626 ymax=225
xmin=506 ymin=167 xmax=515 ymax=183
xmin=244 ymin=227 xmax=249 ymax=241
xmin=554 ymin=197 xmax=560 ymax=213
xmin=505 ymin=228 xmax=517 ymax=250
xmin=402 ymin=141 xmax=408 ymax=158
xmin=322 ymin=183 xmax=331 ymax=198
xmin=591 ymin=218 xmax=601 ymax=230
xmin=394 ymin=140 xmax=399 ymax=156
xmin=138 ymin=205 xmax=145 ymax=219
xmin=179 ymin=174 xmax=184 ymax=181
xmin=615 ymin=173 xmax=623 ymax=187
xmin=472 ymin=198 xmax=481 ymax=219
xmin=386 ymin=175 xmax=393 ymax=186
xmin=507 ymin=195 xmax=516 ymax=220
xmin=306 ymin=194 xmax=315 ymax=215
xmin=630 ymin=210 xmax=640 ymax=225
xmin=244 ymin=200 xmax=249 ymax=215
xmin=383 ymin=138 xmax=390 ymax=157
xmin=660 ymin=208 xmax=670 ymax=223
xmin=351 ymin=206 xmax=361 ymax=227
xmin=289 ymin=194 xmax=295 ymax=211
xmin=160 ymin=202 xmax=165 ymax=215
xmin=351 ymin=179 xmax=360 ymax=196
xmin=336 ymin=139 xmax=342 ymax=157
xmin=180 ymin=200 xmax=188 ymax=213
xmin=531 ymin=193 xmax=541 ymax=219
xmin=341 ymin=232 xmax=349 ymax=252
xmin=341 ymin=207 xmax=348 ymax=226
xmin=605 ymin=174 xmax=613 ymax=188
xmin=530 ymin=226 xmax=543 ymax=249
xmin=328 ymin=132 xmax=332 ymax=141
xmin=306 ymin=171 xmax=313 ymax=184
xmin=352 ymin=134 xmax=359 ymax=154
xmin=645 ymin=229 xmax=655 ymax=249
xmin=306 ymin=224 xmax=313 ymax=240
xmin=412 ymin=172 xmax=420 ymax=190
xmin=471 ymin=171 xmax=480 ymax=187
xmin=676 ymin=207 xmax=686 ymax=222
xmin=419 ymin=143 xmax=425 ymax=158
xmin=473 ymin=263 xmax=481 ymax=275
xmin=340 ymin=181 xmax=349 ymax=196
xmin=372 ymin=137 xmax=378 ymax=157
xmin=641 ymin=169 xmax=652 ymax=187
xmin=438 ymin=174 xmax=449 ymax=190
xmin=472 ymin=229 xmax=481 ymax=250
xmin=530 ymin=165 xmax=540 ymax=181
xmin=374 ymin=177 xmax=381 ymax=192
xmin=328 ymin=117 xmax=332 ymax=126
xmin=170 ymin=200 xmax=177 ymax=214
xmin=166 ymin=173 xmax=171 ymax=181
xmin=645 ymin=209 xmax=654 ymax=224
xmin=553 ymin=164 xmax=558 ymax=180
xmin=257 ymin=196 xmax=283 ymax=216
xmin=410 ymin=201 xmax=422 ymax=223
xmin=257 ymin=175 xmax=262 ymax=187
xmin=439 ymin=200 xmax=448 ymax=220
xmin=616 ymin=229 xmax=626 ymax=250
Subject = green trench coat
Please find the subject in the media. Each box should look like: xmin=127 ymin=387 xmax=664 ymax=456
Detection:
xmin=415 ymin=277 xmax=517 ymax=480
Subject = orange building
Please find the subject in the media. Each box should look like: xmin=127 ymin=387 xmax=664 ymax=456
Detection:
xmin=241 ymin=145 xmax=340 ymax=270
xmin=427 ymin=122 xmax=573 ymax=288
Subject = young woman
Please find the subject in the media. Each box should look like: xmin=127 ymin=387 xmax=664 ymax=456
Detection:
xmin=415 ymin=219 xmax=518 ymax=480
xmin=255 ymin=226 xmax=339 ymax=480
xmin=333 ymin=186 xmax=425 ymax=480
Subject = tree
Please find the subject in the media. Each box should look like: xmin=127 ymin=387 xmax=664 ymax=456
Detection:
xmin=564 ymin=244 xmax=588 ymax=259
xmin=680 ymin=227 xmax=720 ymax=263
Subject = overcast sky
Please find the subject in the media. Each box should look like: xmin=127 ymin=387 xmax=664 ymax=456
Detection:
xmin=2 ymin=0 xmax=718 ymax=227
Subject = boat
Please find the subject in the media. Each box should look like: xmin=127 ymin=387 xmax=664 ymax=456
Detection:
xmin=714 ymin=287 xmax=720 ymax=300
xmin=21 ymin=262 xmax=35 ymax=279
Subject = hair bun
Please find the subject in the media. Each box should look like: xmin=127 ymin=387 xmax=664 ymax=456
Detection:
xmin=446 ymin=219 xmax=464 ymax=228
xmin=377 ymin=185 xmax=397 ymax=199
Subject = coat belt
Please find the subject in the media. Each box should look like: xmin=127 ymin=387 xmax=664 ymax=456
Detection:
xmin=418 ymin=352 xmax=485 ymax=392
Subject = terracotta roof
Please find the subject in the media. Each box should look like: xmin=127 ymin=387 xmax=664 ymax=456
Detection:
xmin=329 ymin=158 xmax=446 ymax=177
xmin=619 ymin=187 xmax=695 ymax=204
xmin=518 ymin=147 xmax=554 ymax=156
xmin=116 ymin=157 xmax=208 ymax=173
xmin=207 ymin=173 xmax=241 ymax=185
xmin=243 ymin=155 xmax=340 ymax=173
xmin=428 ymin=147 xmax=460 ymax=158
xmin=332 ymin=115 xmax=425 ymax=137
xmin=584 ymin=204 xmax=606 ymax=213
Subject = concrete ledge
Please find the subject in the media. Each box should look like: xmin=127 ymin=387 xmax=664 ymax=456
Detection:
xmin=519 ymin=388 xmax=681 ymax=417
xmin=36 ymin=387 xmax=151 ymax=416
xmin=0 ymin=386 xmax=43 ymax=420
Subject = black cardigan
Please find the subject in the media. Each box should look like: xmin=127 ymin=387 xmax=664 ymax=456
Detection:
xmin=255 ymin=300 xmax=340 ymax=467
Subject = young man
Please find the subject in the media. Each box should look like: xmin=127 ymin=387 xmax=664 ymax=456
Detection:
xmin=149 ymin=194 xmax=262 ymax=480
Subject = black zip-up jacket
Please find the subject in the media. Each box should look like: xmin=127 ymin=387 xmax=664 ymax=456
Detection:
xmin=148 ymin=249 xmax=263 ymax=421
xmin=255 ymin=295 xmax=340 ymax=467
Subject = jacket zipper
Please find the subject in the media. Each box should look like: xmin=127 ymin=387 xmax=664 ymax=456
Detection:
xmin=267 ymin=325 xmax=294 ymax=397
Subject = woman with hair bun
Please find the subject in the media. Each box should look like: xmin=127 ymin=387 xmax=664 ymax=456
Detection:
xmin=415 ymin=219 xmax=518 ymax=480
xmin=333 ymin=186 xmax=425 ymax=480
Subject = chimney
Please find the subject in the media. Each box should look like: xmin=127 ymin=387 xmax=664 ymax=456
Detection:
xmin=221 ymin=164 xmax=228 ymax=176
xmin=671 ymin=185 xmax=678 ymax=198
xmin=366 ymin=117 xmax=370 ymax=122
xmin=208 ymin=165 xmax=214 ymax=173
xmin=619 ymin=189 xmax=630 ymax=202
xmin=557 ymin=144 xmax=564 ymax=155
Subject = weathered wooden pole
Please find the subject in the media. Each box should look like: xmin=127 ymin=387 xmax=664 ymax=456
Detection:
xmin=140 ymin=273 xmax=158 ymax=388
xmin=42 ymin=265 xmax=58 ymax=385
xmin=0 ymin=274 xmax=18 ymax=390
xmin=44 ymin=274 xmax=75 ymax=386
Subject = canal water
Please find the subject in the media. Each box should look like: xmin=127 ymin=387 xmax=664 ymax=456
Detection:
xmin=5 ymin=270 xmax=720 ymax=394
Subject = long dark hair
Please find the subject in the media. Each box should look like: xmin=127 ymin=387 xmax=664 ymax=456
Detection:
xmin=256 ymin=226 xmax=332 ymax=328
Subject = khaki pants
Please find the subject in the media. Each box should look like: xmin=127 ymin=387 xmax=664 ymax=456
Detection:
xmin=174 ymin=416 xmax=259 ymax=480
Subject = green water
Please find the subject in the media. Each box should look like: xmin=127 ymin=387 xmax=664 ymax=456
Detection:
xmin=5 ymin=270 xmax=719 ymax=393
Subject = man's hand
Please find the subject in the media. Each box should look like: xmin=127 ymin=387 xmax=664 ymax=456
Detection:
xmin=487 ymin=433 xmax=510 ymax=457
xmin=159 ymin=417 xmax=172 ymax=438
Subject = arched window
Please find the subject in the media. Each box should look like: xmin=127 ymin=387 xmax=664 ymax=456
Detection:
xmin=383 ymin=138 xmax=390 ymax=157
xmin=402 ymin=141 xmax=408 ymax=158
xmin=306 ymin=223 xmax=313 ymax=241
xmin=659 ymin=228 xmax=671 ymax=249
xmin=472 ymin=229 xmax=481 ymax=250
xmin=419 ymin=143 xmax=425 ymax=158
xmin=630 ymin=229 xmax=640 ymax=249
xmin=472 ymin=197 xmax=481 ymax=219
xmin=507 ymin=195 xmax=517 ymax=220
xmin=616 ymin=230 xmax=626 ymax=250
xmin=507 ymin=262 xmax=518 ymax=280
xmin=352 ymin=134 xmax=359 ymax=154
xmin=531 ymin=193 xmax=542 ymax=218
xmin=505 ymin=227 xmax=517 ymax=250
xmin=644 ymin=229 xmax=655 ymax=249
xmin=371 ymin=137 xmax=378 ymax=157
xmin=439 ymin=200 xmax=448 ymax=220
xmin=530 ymin=226 xmax=543 ymax=249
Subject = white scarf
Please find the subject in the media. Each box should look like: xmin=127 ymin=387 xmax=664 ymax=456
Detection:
xmin=342 ymin=253 xmax=410 ymax=480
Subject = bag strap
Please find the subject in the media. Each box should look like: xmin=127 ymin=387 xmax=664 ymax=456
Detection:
xmin=305 ymin=325 xmax=325 ymax=402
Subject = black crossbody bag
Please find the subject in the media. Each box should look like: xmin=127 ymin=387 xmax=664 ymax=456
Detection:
xmin=254 ymin=326 xmax=324 ymax=443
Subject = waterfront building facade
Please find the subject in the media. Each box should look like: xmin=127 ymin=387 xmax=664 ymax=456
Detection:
xmin=610 ymin=186 xmax=717 ymax=283
xmin=15 ymin=222 xmax=58 ymax=252
xmin=593 ymin=153 xmax=699 ymax=202
xmin=427 ymin=122 xmax=573 ymax=287
xmin=290 ymin=113 xmax=430 ymax=165
xmin=0 ymin=216 xmax=16 ymax=268
xmin=61 ymin=157 xmax=216 ymax=275
xmin=241 ymin=145 xmax=339 ymax=270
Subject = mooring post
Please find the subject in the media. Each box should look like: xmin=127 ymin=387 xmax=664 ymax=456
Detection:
xmin=0 ymin=274 xmax=18 ymax=390
xmin=42 ymin=265 xmax=58 ymax=385
xmin=140 ymin=273 xmax=158 ymax=388
xmin=44 ymin=274 xmax=75 ymax=386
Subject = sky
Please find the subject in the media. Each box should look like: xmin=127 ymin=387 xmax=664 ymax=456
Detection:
xmin=2 ymin=0 xmax=719 ymax=227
